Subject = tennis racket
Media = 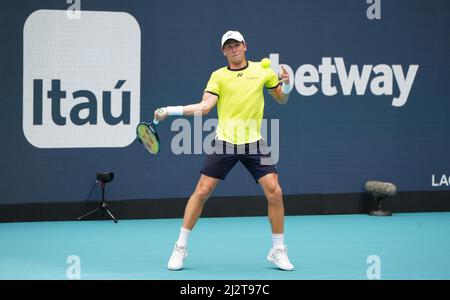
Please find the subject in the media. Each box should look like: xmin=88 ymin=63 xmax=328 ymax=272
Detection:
xmin=136 ymin=117 xmax=161 ymax=155
xmin=136 ymin=108 xmax=167 ymax=154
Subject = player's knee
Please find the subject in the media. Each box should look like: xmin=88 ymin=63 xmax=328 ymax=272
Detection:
xmin=274 ymin=186 xmax=283 ymax=200
xmin=194 ymin=184 xmax=214 ymax=201
xmin=267 ymin=185 xmax=283 ymax=202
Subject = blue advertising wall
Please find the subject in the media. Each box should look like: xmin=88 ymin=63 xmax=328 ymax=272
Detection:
xmin=0 ymin=0 xmax=449 ymax=205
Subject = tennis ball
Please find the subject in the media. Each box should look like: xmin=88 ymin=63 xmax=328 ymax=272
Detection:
xmin=260 ymin=58 xmax=271 ymax=69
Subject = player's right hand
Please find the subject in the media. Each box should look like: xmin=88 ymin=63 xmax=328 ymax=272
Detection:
xmin=154 ymin=107 xmax=169 ymax=121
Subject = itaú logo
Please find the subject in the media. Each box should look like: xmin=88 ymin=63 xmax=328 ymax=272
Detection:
xmin=23 ymin=10 xmax=141 ymax=148
xmin=31 ymin=79 xmax=132 ymax=126
xmin=269 ymin=54 xmax=419 ymax=107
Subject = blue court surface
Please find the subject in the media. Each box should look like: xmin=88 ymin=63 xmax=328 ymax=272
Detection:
xmin=0 ymin=212 xmax=449 ymax=280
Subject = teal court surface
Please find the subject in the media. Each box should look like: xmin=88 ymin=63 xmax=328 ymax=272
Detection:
xmin=0 ymin=212 xmax=449 ymax=280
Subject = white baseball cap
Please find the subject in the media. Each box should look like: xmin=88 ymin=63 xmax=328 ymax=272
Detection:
xmin=221 ymin=30 xmax=245 ymax=48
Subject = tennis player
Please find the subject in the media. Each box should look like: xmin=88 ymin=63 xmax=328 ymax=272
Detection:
xmin=155 ymin=31 xmax=294 ymax=271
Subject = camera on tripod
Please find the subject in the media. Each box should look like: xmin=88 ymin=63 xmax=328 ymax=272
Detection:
xmin=97 ymin=172 xmax=114 ymax=183
xmin=77 ymin=172 xmax=118 ymax=223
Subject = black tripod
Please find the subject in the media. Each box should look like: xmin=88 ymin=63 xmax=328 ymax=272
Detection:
xmin=77 ymin=172 xmax=118 ymax=223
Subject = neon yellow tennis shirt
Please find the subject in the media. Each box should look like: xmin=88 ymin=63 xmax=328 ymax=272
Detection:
xmin=204 ymin=61 xmax=279 ymax=145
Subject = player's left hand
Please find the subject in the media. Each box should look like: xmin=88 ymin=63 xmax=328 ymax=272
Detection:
xmin=279 ymin=66 xmax=290 ymax=85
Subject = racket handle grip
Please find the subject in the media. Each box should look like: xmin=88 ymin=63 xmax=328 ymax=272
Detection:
xmin=153 ymin=119 xmax=159 ymax=125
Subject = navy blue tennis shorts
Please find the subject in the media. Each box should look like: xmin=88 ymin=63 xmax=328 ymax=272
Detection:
xmin=200 ymin=139 xmax=277 ymax=182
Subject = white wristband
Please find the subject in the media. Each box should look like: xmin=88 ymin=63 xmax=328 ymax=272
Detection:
xmin=281 ymin=82 xmax=293 ymax=94
xmin=166 ymin=106 xmax=184 ymax=116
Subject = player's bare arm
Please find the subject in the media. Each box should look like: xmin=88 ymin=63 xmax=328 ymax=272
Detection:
xmin=154 ymin=93 xmax=219 ymax=121
xmin=269 ymin=66 xmax=291 ymax=105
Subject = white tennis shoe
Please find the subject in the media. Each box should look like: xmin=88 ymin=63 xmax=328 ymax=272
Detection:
xmin=167 ymin=243 xmax=188 ymax=271
xmin=267 ymin=245 xmax=294 ymax=271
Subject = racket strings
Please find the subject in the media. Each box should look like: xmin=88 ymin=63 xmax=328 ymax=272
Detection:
xmin=138 ymin=125 xmax=159 ymax=154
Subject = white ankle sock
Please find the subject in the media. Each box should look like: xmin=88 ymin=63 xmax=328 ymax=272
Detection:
xmin=176 ymin=227 xmax=191 ymax=247
xmin=272 ymin=233 xmax=284 ymax=247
